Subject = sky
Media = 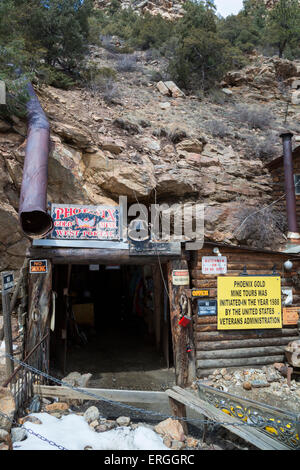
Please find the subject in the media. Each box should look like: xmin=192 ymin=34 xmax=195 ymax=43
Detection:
xmin=214 ymin=0 xmax=244 ymax=17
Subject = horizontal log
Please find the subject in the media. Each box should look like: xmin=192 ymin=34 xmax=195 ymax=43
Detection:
xmin=196 ymin=336 xmax=297 ymax=351
xmin=197 ymin=328 xmax=299 ymax=342
xmin=196 ymin=324 xmax=217 ymax=332
xmin=196 ymin=346 xmax=286 ymax=360
xmin=197 ymin=355 xmax=285 ymax=369
xmin=195 ymin=316 xmax=217 ymax=325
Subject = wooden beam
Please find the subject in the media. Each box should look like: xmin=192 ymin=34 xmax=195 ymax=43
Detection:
xmin=33 ymin=385 xmax=169 ymax=405
xmin=27 ymin=247 xmax=180 ymax=265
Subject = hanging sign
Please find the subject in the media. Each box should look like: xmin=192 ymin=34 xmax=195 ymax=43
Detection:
xmin=198 ymin=299 xmax=217 ymax=316
xmin=202 ymin=256 xmax=227 ymax=275
xmin=282 ymin=307 xmax=299 ymax=326
xmin=30 ymin=260 xmax=48 ymax=274
xmin=1 ymin=272 xmax=14 ymax=294
xmin=217 ymin=276 xmax=282 ymax=330
xmin=172 ymin=270 xmax=190 ymax=286
xmin=50 ymin=204 xmax=120 ymax=241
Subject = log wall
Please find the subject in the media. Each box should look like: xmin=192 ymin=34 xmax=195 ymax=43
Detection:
xmin=189 ymin=245 xmax=300 ymax=377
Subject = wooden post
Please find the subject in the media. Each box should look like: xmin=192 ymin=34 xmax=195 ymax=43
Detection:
xmin=26 ymin=260 xmax=52 ymax=354
xmin=168 ymin=259 xmax=196 ymax=387
xmin=168 ymin=396 xmax=188 ymax=435
xmin=2 ymin=290 xmax=14 ymax=378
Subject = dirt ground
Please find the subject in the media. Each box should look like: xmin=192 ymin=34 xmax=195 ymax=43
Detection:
xmin=58 ymin=324 xmax=176 ymax=392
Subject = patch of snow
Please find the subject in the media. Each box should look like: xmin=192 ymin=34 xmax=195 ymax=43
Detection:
xmin=13 ymin=413 xmax=168 ymax=451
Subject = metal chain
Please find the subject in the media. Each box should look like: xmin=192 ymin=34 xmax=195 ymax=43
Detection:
xmin=4 ymin=351 xmax=296 ymax=430
xmin=0 ymin=408 xmax=68 ymax=450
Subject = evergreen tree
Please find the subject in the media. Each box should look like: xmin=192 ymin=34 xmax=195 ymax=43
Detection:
xmin=265 ymin=0 xmax=300 ymax=57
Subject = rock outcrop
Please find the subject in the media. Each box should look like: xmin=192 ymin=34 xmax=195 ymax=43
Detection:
xmin=1 ymin=49 xmax=300 ymax=273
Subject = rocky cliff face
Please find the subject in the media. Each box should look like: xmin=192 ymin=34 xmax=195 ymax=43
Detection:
xmin=1 ymin=49 xmax=300 ymax=273
xmin=94 ymin=0 xmax=186 ymax=19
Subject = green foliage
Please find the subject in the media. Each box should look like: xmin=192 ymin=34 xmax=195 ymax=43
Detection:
xmin=265 ymin=0 xmax=300 ymax=58
xmin=168 ymin=28 xmax=246 ymax=91
xmin=218 ymin=13 xmax=262 ymax=53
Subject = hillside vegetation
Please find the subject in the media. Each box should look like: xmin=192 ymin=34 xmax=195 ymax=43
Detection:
xmin=1 ymin=0 xmax=300 ymax=113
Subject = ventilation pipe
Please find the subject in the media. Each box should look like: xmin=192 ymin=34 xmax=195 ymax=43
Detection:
xmin=19 ymin=82 xmax=53 ymax=238
xmin=280 ymin=131 xmax=300 ymax=239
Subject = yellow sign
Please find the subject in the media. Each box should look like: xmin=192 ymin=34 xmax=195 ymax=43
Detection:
xmin=217 ymin=276 xmax=282 ymax=330
xmin=192 ymin=290 xmax=209 ymax=297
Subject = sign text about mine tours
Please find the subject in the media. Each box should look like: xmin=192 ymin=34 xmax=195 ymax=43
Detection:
xmin=217 ymin=276 xmax=282 ymax=330
xmin=50 ymin=204 xmax=120 ymax=240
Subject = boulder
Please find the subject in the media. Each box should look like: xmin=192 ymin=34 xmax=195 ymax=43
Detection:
xmin=11 ymin=427 xmax=27 ymax=443
xmin=45 ymin=402 xmax=69 ymax=412
xmin=99 ymin=137 xmax=126 ymax=155
xmin=164 ymin=81 xmax=185 ymax=98
xmin=156 ymin=81 xmax=170 ymax=96
xmin=62 ymin=372 xmax=92 ymax=388
xmin=52 ymin=122 xmax=92 ymax=149
xmin=116 ymin=416 xmax=131 ymax=426
xmin=84 ymin=406 xmax=100 ymax=423
xmin=154 ymin=418 xmax=185 ymax=442
xmin=176 ymin=139 xmax=204 ymax=154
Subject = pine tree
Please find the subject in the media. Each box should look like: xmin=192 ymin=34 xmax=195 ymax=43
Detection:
xmin=266 ymin=0 xmax=300 ymax=57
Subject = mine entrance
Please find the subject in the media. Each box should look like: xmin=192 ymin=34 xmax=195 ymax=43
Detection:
xmin=50 ymin=263 xmax=175 ymax=391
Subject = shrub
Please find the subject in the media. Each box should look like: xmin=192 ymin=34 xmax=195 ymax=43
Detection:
xmin=232 ymin=104 xmax=273 ymax=130
xmin=102 ymin=78 xmax=120 ymax=104
xmin=81 ymin=63 xmax=117 ymax=94
xmin=205 ymin=119 xmax=230 ymax=138
xmin=37 ymin=66 xmax=76 ymax=90
xmin=235 ymin=205 xmax=287 ymax=248
xmin=116 ymin=54 xmax=137 ymax=72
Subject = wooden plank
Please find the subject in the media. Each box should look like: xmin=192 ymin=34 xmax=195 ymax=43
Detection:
xmin=33 ymin=385 xmax=169 ymax=405
xmin=165 ymin=387 xmax=290 ymax=450
xmin=197 ymin=355 xmax=285 ymax=369
xmin=196 ymin=346 xmax=286 ymax=360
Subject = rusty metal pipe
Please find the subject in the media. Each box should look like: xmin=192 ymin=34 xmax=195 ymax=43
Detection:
xmin=281 ymin=132 xmax=299 ymax=238
xmin=19 ymin=82 xmax=53 ymax=238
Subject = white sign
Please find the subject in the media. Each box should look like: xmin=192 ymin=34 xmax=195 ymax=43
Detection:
xmin=202 ymin=256 xmax=227 ymax=275
xmin=172 ymin=270 xmax=190 ymax=286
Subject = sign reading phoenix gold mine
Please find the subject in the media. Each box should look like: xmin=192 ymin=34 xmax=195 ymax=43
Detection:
xmin=217 ymin=276 xmax=282 ymax=330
